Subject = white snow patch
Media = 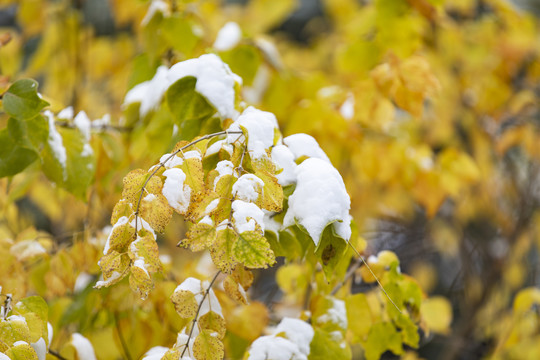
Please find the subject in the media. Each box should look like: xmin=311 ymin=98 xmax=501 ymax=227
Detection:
xmin=10 ymin=240 xmax=47 ymax=261
xmin=31 ymin=337 xmax=47 ymax=360
xmin=133 ymin=258 xmax=150 ymax=277
xmin=247 ymin=335 xmax=306 ymax=360
xmin=142 ymin=346 xmax=169 ymax=360
xmin=271 ymin=145 xmax=297 ymax=186
xmin=92 ymin=113 xmax=110 ymax=127
xmin=142 ymin=0 xmax=170 ymax=26
xmin=232 ymin=200 xmax=265 ymax=233
xmin=74 ymin=272 xmax=94 ymax=293
xmin=159 ymin=153 xmax=184 ymax=169
xmin=227 ymin=107 xmax=279 ymax=159
xmin=57 ymin=106 xmax=74 ymax=120
xmin=45 ymin=111 xmax=67 ymax=178
xmin=0 ymin=353 xmax=10 ymax=360
xmin=213 ymin=160 xmax=236 ymax=189
xmin=232 ymin=174 xmax=264 ymax=202
xmin=74 ymin=111 xmax=91 ymax=140
xmin=263 ymin=210 xmax=283 ymax=234
xmin=316 ymin=298 xmax=348 ymax=329
xmin=213 ymin=22 xmax=242 ymax=51
xmin=71 ymin=333 xmax=97 ymax=360
xmin=340 ymin=93 xmax=355 ymax=120
xmin=254 ymin=37 xmax=282 ymax=69
xmin=162 ymin=168 xmax=191 ymax=213
xmin=47 ymin=323 xmax=53 ymax=346
xmin=283 ymin=133 xmax=330 ymax=163
xmin=94 ymin=271 xmax=123 ymax=288
xmin=205 ymin=199 xmax=220 ymax=215
xmin=7 ymin=315 xmax=27 ymax=324
xmin=13 ymin=341 xmax=28 ymax=347
xmin=144 ymin=193 xmax=157 ymax=202
xmin=283 ymin=158 xmax=351 ymax=245
xmin=274 ymin=318 xmax=314 ymax=356
xmin=205 ymin=139 xmax=233 ymax=157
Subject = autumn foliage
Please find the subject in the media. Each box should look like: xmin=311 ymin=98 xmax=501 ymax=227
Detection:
xmin=1 ymin=0 xmax=540 ymax=359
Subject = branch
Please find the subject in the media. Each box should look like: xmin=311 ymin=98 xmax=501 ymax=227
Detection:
xmin=133 ymin=130 xmax=243 ymax=235
xmin=181 ymin=271 xmax=221 ymax=358
xmin=49 ymin=350 xmax=68 ymax=360
xmin=346 ymin=242 xmax=402 ymax=314
xmin=114 ymin=312 xmax=133 ymax=360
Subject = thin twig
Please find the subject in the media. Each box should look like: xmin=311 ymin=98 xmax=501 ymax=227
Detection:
xmin=55 ymin=120 xmax=133 ymax=133
xmin=347 ymin=242 xmax=402 ymax=314
xmin=113 ymin=312 xmax=133 ymax=360
xmin=49 ymin=350 xmax=68 ymax=360
xmin=133 ymin=130 xmax=242 ymax=235
xmin=181 ymin=271 xmax=221 ymax=358
xmin=330 ymin=257 xmax=363 ymax=296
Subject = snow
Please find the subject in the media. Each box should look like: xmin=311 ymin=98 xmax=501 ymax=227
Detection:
xmin=204 ymin=199 xmax=220 ymax=214
xmin=92 ymin=113 xmax=110 ymax=127
xmin=57 ymin=106 xmax=74 ymax=120
xmin=213 ymin=22 xmax=242 ymax=51
xmin=7 ymin=315 xmax=27 ymax=324
xmin=103 ymin=216 xmax=130 ymax=255
xmin=159 ymin=153 xmax=184 ymax=169
xmin=45 ymin=111 xmax=67 ymax=178
xmin=71 ymin=333 xmax=97 ymax=360
xmin=213 ymin=160 xmax=236 ymax=188
xmin=283 ymin=158 xmax=351 ymax=245
xmin=95 ymin=271 xmax=123 ymax=288
xmin=74 ymin=272 xmax=94 ymax=293
xmin=232 ymin=174 xmax=264 ymax=202
xmin=133 ymin=258 xmax=150 ymax=277
xmin=283 ymin=134 xmax=330 ymax=163
xmin=247 ymin=335 xmax=306 ymax=360
xmin=13 ymin=341 xmax=28 ymax=347
xmin=162 ymin=168 xmax=191 ymax=213
xmin=316 ymin=298 xmax=348 ymax=329
xmin=31 ymin=337 xmax=47 ymax=360
xmin=48 ymin=322 xmax=53 ymax=346
xmin=124 ymin=55 xmax=240 ymax=119
xmin=243 ymin=65 xmax=270 ymax=104
xmin=255 ymin=37 xmax=282 ymax=69
xmin=142 ymin=0 xmax=170 ymax=26
xmin=271 ymin=145 xmax=297 ymax=186
xmin=142 ymin=346 xmax=169 ymax=360
xmin=205 ymin=139 xmax=233 ymax=157
xmin=74 ymin=111 xmax=91 ymax=140
xmin=131 ymin=216 xmax=156 ymax=235
xmin=339 ymin=93 xmax=355 ymax=120
xmin=274 ymin=318 xmax=314 ymax=356
xmin=173 ymin=277 xmax=222 ymax=317
xmin=263 ymin=210 xmax=283 ymax=234
xmin=232 ymin=200 xmax=265 ymax=233
xmin=0 ymin=353 xmax=9 ymax=360
xmin=182 ymin=150 xmax=202 ymax=160
xmin=10 ymin=240 xmax=47 ymax=261
xmin=227 ymin=107 xmax=279 ymax=159
xmin=144 ymin=194 xmax=157 ymax=202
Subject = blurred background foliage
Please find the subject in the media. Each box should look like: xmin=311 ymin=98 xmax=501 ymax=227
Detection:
xmin=1 ymin=0 xmax=540 ymax=359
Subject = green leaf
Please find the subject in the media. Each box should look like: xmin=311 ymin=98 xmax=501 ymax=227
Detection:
xmin=210 ymin=228 xmax=238 ymax=273
xmin=3 ymin=79 xmax=49 ymax=120
xmin=363 ymin=322 xmax=403 ymax=360
xmin=181 ymin=222 xmax=217 ymax=251
xmin=13 ymin=296 xmax=49 ymax=345
xmin=41 ymin=126 xmax=95 ymax=199
xmin=219 ymin=46 xmax=261 ymax=86
xmin=308 ymin=328 xmax=351 ymax=360
xmin=233 ymin=231 xmax=275 ymax=269
xmin=166 ymin=76 xmax=216 ymax=140
xmin=161 ymin=16 xmax=199 ymax=55
xmin=315 ymin=225 xmax=347 ymax=280
xmin=0 ymin=118 xmax=39 ymax=177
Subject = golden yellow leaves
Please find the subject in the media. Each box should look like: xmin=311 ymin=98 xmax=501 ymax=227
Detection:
xmin=371 ymin=54 xmax=440 ymax=118
xmin=233 ymin=231 xmax=276 ymax=269
xmin=171 ymin=290 xmax=199 ymax=318
xmin=193 ymin=330 xmax=224 ymax=360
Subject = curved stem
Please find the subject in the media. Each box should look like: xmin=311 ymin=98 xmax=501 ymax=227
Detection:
xmin=181 ymin=271 xmax=221 ymax=358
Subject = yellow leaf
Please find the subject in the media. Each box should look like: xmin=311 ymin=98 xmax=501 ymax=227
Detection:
xmin=122 ymin=169 xmax=162 ymax=204
xmin=199 ymin=311 xmax=226 ymax=340
xmin=227 ymin=302 xmax=269 ymax=342
xmin=231 ymin=266 xmax=254 ymax=290
xmin=223 ymin=276 xmax=248 ymax=304
xmin=5 ymin=342 xmax=39 ymax=360
xmin=96 ymin=251 xmax=130 ymax=288
xmin=210 ymin=228 xmax=238 ymax=274
xmin=110 ymin=199 xmax=134 ymax=226
xmin=420 ymin=297 xmax=452 ymax=335
xmin=139 ymin=193 xmax=173 ymax=233
xmin=170 ymin=290 xmax=199 ymax=318
xmin=104 ymin=218 xmax=135 ymax=255
xmin=129 ymin=263 xmax=153 ymax=300
xmin=180 ymin=223 xmax=217 ymax=252
xmin=193 ymin=329 xmax=224 ymax=360
xmin=128 ymin=233 xmax=161 ymax=273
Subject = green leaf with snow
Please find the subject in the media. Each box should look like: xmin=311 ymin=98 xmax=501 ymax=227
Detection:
xmin=166 ymin=76 xmax=216 ymax=140
xmin=41 ymin=126 xmax=95 ymax=199
xmin=3 ymin=79 xmax=49 ymax=120
xmin=0 ymin=316 xmax=31 ymax=348
xmin=309 ymin=328 xmax=351 ymax=360
xmin=233 ymin=231 xmax=275 ymax=269
xmin=13 ymin=296 xmax=48 ymax=344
